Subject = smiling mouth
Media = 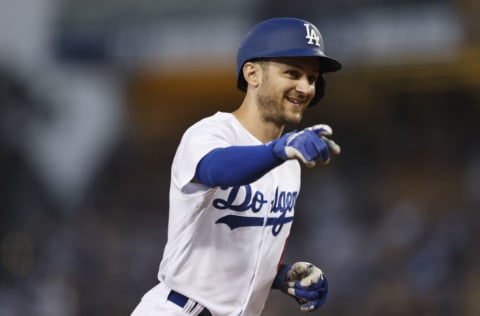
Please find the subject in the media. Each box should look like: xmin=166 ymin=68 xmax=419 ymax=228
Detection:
xmin=286 ymin=96 xmax=307 ymax=106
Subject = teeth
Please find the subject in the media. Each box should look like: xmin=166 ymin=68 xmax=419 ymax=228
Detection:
xmin=287 ymin=97 xmax=303 ymax=104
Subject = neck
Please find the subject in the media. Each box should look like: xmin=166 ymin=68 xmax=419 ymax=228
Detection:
xmin=233 ymin=100 xmax=284 ymax=144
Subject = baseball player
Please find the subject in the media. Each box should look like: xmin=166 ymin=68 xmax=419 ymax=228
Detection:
xmin=131 ymin=17 xmax=342 ymax=316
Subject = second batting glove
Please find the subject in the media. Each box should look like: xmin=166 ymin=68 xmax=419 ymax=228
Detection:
xmin=272 ymin=124 xmax=341 ymax=167
xmin=274 ymin=262 xmax=329 ymax=312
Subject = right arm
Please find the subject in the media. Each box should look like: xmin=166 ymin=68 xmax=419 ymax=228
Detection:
xmin=195 ymin=124 xmax=340 ymax=187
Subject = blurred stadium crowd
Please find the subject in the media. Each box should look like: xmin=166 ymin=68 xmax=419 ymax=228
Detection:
xmin=2 ymin=0 xmax=480 ymax=315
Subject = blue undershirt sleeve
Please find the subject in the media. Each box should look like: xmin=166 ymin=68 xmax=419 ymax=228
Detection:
xmin=195 ymin=143 xmax=284 ymax=187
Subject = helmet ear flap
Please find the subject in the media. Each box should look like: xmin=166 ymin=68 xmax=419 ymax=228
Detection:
xmin=309 ymin=75 xmax=326 ymax=107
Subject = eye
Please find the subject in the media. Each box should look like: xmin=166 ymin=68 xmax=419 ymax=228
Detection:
xmin=285 ymin=70 xmax=301 ymax=78
xmin=285 ymin=69 xmax=318 ymax=84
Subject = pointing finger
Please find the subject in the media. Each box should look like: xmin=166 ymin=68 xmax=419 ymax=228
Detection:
xmin=307 ymin=124 xmax=332 ymax=136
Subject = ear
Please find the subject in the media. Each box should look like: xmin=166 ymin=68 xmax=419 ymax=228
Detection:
xmin=242 ymin=61 xmax=262 ymax=88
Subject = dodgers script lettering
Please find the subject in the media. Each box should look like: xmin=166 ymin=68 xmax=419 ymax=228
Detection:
xmin=213 ymin=185 xmax=297 ymax=236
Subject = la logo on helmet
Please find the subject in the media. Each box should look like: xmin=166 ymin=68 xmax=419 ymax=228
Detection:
xmin=304 ymin=23 xmax=320 ymax=47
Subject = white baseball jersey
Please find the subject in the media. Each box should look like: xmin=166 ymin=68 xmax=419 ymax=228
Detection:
xmin=158 ymin=111 xmax=301 ymax=315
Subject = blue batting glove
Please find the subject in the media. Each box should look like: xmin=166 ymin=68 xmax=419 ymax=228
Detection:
xmin=272 ymin=124 xmax=341 ymax=167
xmin=274 ymin=262 xmax=329 ymax=312
xmin=290 ymin=274 xmax=328 ymax=312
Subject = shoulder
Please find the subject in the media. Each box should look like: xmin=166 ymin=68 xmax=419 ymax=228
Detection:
xmin=184 ymin=112 xmax=239 ymax=138
xmin=174 ymin=112 xmax=236 ymax=149
xmin=189 ymin=112 xmax=235 ymax=130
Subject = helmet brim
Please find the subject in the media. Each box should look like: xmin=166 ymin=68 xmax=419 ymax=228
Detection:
xmin=237 ymin=52 xmax=342 ymax=91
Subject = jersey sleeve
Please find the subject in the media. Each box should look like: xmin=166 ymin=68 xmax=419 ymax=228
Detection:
xmin=171 ymin=118 xmax=232 ymax=192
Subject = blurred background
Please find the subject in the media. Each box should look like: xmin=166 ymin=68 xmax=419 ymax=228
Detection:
xmin=1 ymin=0 xmax=480 ymax=315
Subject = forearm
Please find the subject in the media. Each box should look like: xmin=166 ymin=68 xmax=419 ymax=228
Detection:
xmin=195 ymin=144 xmax=283 ymax=187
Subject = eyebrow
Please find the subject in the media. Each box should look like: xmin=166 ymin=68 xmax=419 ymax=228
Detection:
xmin=284 ymin=62 xmax=319 ymax=75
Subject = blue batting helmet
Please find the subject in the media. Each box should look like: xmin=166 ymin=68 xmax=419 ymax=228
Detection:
xmin=236 ymin=17 xmax=342 ymax=106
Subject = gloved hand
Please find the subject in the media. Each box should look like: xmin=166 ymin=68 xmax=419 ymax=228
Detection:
xmin=274 ymin=262 xmax=329 ymax=312
xmin=272 ymin=124 xmax=340 ymax=167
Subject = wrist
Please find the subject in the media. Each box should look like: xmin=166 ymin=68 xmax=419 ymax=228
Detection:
xmin=272 ymin=263 xmax=291 ymax=291
xmin=270 ymin=133 xmax=291 ymax=162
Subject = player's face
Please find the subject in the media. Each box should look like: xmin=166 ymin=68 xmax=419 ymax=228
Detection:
xmin=256 ymin=57 xmax=319 ymax=125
